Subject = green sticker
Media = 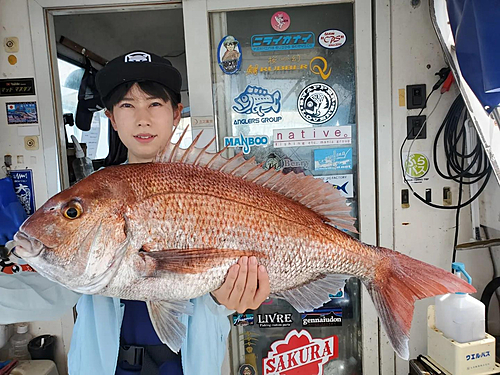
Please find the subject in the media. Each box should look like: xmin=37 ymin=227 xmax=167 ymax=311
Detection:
xmin=404 ymin=153 xmax=429 ymax=178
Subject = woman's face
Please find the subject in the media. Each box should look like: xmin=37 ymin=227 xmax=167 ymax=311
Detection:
xmin=106 ymin=83 xmax=183 ymax=164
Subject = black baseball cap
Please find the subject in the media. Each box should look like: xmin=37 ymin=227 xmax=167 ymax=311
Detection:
xmin=95 ymin=51 xmax=182 ymax=104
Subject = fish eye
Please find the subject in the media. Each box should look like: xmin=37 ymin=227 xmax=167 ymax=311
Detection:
xmin=63 ymin=202 xmax=83 ymax=220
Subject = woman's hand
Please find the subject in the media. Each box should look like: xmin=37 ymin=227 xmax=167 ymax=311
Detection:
xmin=211 ymin=256 xmax=270 ymax=313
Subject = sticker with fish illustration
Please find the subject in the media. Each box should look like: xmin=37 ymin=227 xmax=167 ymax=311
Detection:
xmin=301 ymin=308 xmax=342 ymax=327
xmin=224 ymin=134 xmax=269 ymax=154
xmin=263 ymin=330 xmax=338 ymax=375
xmin=273 ymin=126 xmax=351 ymax=148
xmin=233 ymin=313 xmax=254 ymax=326
xmin=318 ymin=29 xmax=346 ymax=49
xmin=271 ymin=11 xmax=290 ymax=32
xmin=314 ymin=147 xmax=353 ymax=171
xmin=217 ymin=35 xmax=242 ymax=75
xmin=233 ymin=85 xmax=282 ymax=117
xmin=6 ymin=102 xmax=38 ymax=124
xmin=297 ymin=83 xmax=338 ymax=124
xmin=251 ymin=32 xmax=315 ymax=52
xmin=315 ymin=174 xmax=354 ymax=198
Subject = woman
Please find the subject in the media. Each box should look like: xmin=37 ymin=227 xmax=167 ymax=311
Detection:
xmin=68 ymin=51 xmax=270 ymax=375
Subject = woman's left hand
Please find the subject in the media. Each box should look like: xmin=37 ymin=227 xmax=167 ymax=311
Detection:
xmin=211 ymin=256 xmax=270 ymax=313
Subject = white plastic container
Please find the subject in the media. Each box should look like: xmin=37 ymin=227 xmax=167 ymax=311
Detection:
xmin=435 ymin=262 xmax=486 ymax=343
xmin=8 ymin=324 xmax=32 ymax=360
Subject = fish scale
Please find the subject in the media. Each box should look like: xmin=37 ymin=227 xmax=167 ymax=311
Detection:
xmin=13 ymin=130 xmax=476 ymax=358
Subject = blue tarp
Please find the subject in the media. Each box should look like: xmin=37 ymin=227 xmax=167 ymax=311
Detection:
xmin=447 ymin=0 xmax=500 ymax=113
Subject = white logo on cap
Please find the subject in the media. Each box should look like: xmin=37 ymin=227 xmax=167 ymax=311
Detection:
xmin=124 ymin=52 xmax=151 ymax=63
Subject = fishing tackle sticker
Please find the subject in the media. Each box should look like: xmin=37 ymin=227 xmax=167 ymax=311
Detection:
xmin=223 ymin=134 xmax=269 ymax=154
xmin=309 ymin=56 xmax=332 ymax=80
xmin=263 ymin=330 xmax=338 ymax=375
xmin=271 ymin=11 xmax=290 ymax=32
xmin=315 ymin=174 xmax=354 ymax=198
xmin=233 ymin=85 xmax=281 ymax=117
xmin=314 ymin=147 xmax=353 ymax=171
xmin=318 ymin=29 xmax=346 ymax=49
xmin=6 ymin=102 xmax=38 ymax=124
xmin=301 ymin=308 xmax=342 ymax=327
xmin=297 ymin=83 xmax=338 ymax=124
xmin=251 ymin=32 xmax=315 ymax=52
xmin=239 ymin=364 xmax=256 ymax=375
xmin=217 ymin=35 xmax=242 ymax=75
xmin=256 ymin=312 xmax=294 ymax=328
xmin=233 ymin=313 xmax=255 ymax=326
xmin=10 ymin=169 xmax=36 ymax=215
xmin=273 ymin=126 xmax=351 ymax=148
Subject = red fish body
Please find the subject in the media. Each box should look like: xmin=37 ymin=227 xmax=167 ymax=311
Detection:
xmin=13 ymin=131 xmax=475 ymax=358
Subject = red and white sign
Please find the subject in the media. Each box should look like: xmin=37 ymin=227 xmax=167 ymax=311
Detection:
xmin=273 ymin=126 xmax=351 ymax=148
xmin=318 ymin=29 xmax=346 ymax=49
xmin=263 ymin=330 xmax=338 ymax=375
xmin=271 ymin=11 xmax=290 ymax=32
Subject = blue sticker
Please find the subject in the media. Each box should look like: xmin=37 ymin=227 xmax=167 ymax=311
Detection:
xmin=233 ymin=313 xmax=254 ymax=326
xmin=224 ymin=134 xmax=269 ymax=154
xmin=10 ymin=169 xmax=36 ymax=215
xmin=233 ymin=85 xmax=281 ymax=117
xmin=217 ymin=35 xmax=242 ymax=75
xmin=314 ymin=147 xmax=352 ymax=171
xmin=6 ymin=102 xmax=38 ymax=124
xmin=251 ymin=32 xmax=315 ymax=52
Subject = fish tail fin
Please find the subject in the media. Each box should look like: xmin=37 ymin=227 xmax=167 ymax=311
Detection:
xmin=364 ymin=247 xmax=476 ymax=360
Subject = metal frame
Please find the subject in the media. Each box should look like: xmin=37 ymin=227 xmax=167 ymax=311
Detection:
xmin=27 ymin=0 xmax=381 ymax=373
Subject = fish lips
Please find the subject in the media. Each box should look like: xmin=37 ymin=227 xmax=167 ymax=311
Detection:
xmin=13 ymin=231 xmax=46 ymax=258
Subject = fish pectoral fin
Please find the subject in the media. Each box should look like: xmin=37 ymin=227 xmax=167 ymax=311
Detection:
xmin=147 ymin=300 xmax=194 ymax=354
xmin=140 ymin=248 xmax=258 ymax=276
xmin=273 ymin=274 xmax=349 ymax=313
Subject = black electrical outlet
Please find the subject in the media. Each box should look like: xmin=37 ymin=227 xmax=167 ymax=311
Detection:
xmin=406 ymin=84 xmax=426 ymax=109
xmin=407 ymin=115 xmax=426 ymax=139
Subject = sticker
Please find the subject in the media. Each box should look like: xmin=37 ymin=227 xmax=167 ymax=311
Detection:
xmin=6 ymin=102 xmax=38 ymax=124
xmin=218 ymin=35 xmax=242 ymax=75
xmin=403 ymin=152 xmax=430 ymax=178
xmin=0 ymin=78 xmax=35 ymax=96
xmin=271 ymin=11 xmax=290 ymax=32
xmin=315 ymin=174 xmax=354 ymax=198
xmin=233 ymin=313 xmax=255 ymax=326
xmin=263 ymin=330 xmax=338 ymax=375
xmin=245 ymin=63 xmax=308 ymax=76
xmin=297 ymin=83 xmax=338 ymax=124
xmin=318 ymin=29 xmax=346 ymax=49
xmin=224 ymin=134 xmax=269 ymax=154
xmin=10 ymin=169 xmax=36 ymax=215
xmin=251 ymin=32 xmax=315 ymax=52
xmin=302 ymin=309 xmax=342 ymax=327
xmin=232 ymin=85 xmax=282 ymax=117
xmin=1 ymin=258 xmax=35 ymax=275
xmin=329 ymin=286 xmax=344 ymax=298
xmin=256 ymin=312 xmax=293 ymax=328
xmin=264 ymin=153 xmax=309 ymax=172
xmin=239 ymin=364 xmax=256 ymax=375
xmin=314 ymin=147 xmax=352 ymax=171
xmin=309 ymin=56 xmax=332 ymax=80
xmin=273 ymin=126 xmax=351 ymax=148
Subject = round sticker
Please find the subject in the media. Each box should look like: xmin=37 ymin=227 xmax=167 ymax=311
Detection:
xmin=217 ymin=35 xmax=242 ymax=75
xmin=271 ymin=11 xmax=290 ymax=32
xmin=238 ymin=364 xmax=256 ymax=375
xmin=318 ymin=29 xmax=346 ymax=49
xmin=297 ymin=83 xmax=338 ymax=124
xmin=404 ymin=153 xmax=430 ymax=178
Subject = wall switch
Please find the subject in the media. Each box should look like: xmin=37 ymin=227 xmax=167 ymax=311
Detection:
xmin=443 ymin=187 xmax=452 ymax=206
xmin=407 ymin=115 xmax=427 ymax=139
xmin=401 ymin=189 xmax=410 ymax=208
xmin=406 ymin=84 xmax=426 ymax=109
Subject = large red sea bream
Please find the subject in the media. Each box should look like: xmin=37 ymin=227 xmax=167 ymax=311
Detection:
xmin=13 ymin=128 xmax=475 ymax=359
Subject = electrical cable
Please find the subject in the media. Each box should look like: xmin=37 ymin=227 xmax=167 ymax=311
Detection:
xmin=400 ymin=77 xmax=492 ymax=269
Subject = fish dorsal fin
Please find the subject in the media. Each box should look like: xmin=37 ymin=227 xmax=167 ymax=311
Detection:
xmin=155 ymin=127 xmax=356 ymax=233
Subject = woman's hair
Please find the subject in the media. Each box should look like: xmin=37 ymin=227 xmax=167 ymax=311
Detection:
xmin=103 ymin=81 xmax=180 ymax=166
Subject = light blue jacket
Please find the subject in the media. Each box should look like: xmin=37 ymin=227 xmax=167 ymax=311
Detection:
xmin=0 ymin=272 xmax=232 ymax=374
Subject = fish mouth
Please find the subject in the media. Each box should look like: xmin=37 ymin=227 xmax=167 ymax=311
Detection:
xmin=13 ymin=231 xmax=46 ymax=258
